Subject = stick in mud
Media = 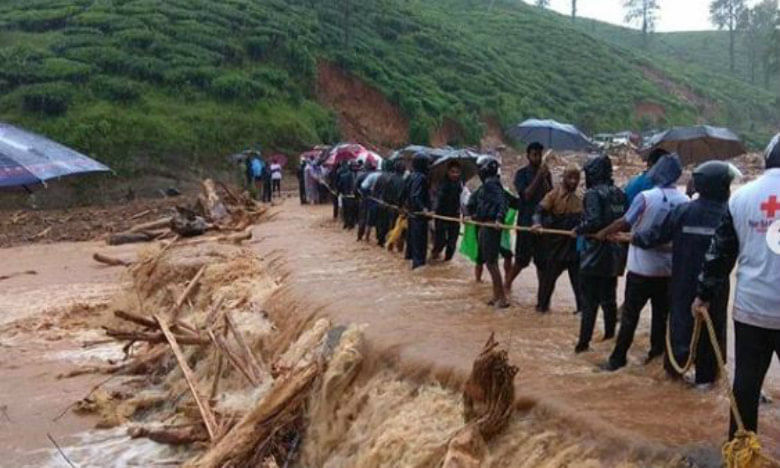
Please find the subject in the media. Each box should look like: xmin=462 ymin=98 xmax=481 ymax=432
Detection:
xmin=172 ymin=265 xmax=207 ymax=320
xmin=225 ymin=310 xmax=265 ymax=379
xmin=46 ymin=432 xmax=79 ymax=468
xmin=93 ymin=253 xmax=133 ymax=267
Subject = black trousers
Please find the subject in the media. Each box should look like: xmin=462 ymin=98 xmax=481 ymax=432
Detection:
xmin=375 ymin=206 xmax=389 ymax=246
xmin=432 ymin=219 xmax=459 ymax=260
xmin=262 ymin=179 xmax=272 ymax=202
xmin=408 ymin=217 xmax=428 ymax=269
xmin=730 ymin=321 xmax=780 ymax=439
xmin=537 ymin=260 xmax=581 ymax=312
xmin=341 ymin=197 xmax=358 ymax=229
xmin=577 ymin=275 xmax=618 ymax=348
xmin=298 ymin=178 xmax=306 ymax=204
xmin=332 ymin=192 xmax=339 ymax=219
xmin=609 ymin=273 xmax=670 ymax=368
xmin=272 ymin=179 xmax=281 ymax=195
xmin=665 ymin=295 xmax=727 ymax=385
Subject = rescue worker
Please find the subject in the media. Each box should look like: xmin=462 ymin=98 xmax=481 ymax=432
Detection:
xmin=404 ymin=153 xmax=432 ymax=269
xmin=624 ymin=148 xmax=666 ymax=208
xmin=505 ymin=142 xmax=552 ymax=292
xmin=630 ymin=160 xmax=737 ymax=386
xmin=573 ymin=155 xmax=627 ymax=353
xmin=599 ymin=153 xmax=689 ymax=370
xmin=532 ymin=164 xmax=583 ymax=314
xmin=432 ymin=160 xmax=464 ymax=261
xmin=336 ymin=161 xmax=358 ymax=229
xmin=694 ymin=134 xmax=780 ymax=439
xmin=467 ymin=157 xmax=509 ymax=308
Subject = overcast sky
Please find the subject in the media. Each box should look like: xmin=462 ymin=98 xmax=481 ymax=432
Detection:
xmin=527 ymin=0 xmax=763 ymax=32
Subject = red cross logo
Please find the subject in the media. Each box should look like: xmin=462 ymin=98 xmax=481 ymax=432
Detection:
xmin=761 ymin=195 xmax=780 ymax=218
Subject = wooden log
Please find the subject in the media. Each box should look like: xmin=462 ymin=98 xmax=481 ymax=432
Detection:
xmin=104 ymin=327 xmax=209 ymax=346
xmin=32 ymin=226 xmax=52 ymax=240
xmin=128 ymin=425 xmax=208 ymax=446
xmin=129 ymin=217 xmax=172 ymax=233
xmin=200 ymin=179 xmax=229 ymax=224
xmin=107 ymin=231 xmax=154 ymax=246
xmin=154 ymin=314 xmax=219 ymax=440
xmin=93 ymin=253 xmax=133 ymax=267
xmin=114 ymin=310 xmax=157 ymax=328
xmin=170 ymin=265 xmax=206 ymax=322
xmin=177 ymin=229 xmax=252 ymax=247
xmin=190 ymin=363 xmax=318 ymax=468
xmin=129 ymin=209 xmax=152 ymax=220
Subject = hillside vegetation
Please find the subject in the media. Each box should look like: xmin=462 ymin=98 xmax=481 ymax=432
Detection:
xmin=0 ymin=0 xmax=777 ymax=177
xmin=578 ymin=18 xmax=780 ymax=95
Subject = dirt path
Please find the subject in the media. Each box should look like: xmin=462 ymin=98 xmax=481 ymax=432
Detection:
xmin=252 ymin=200 xmax=780 ymax=455
xmin=0 ymin=241 xmax=137 ymax=466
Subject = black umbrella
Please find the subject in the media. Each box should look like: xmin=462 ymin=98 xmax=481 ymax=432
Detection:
xmin=646 ymin=125 xmax=746 ymax=165
xmin=429 ymin=149 xmax=480 ymax=187
xmin=506 ymin=119 xmax=592 ymax=151
xmin=391 ymin=145 xmax=451 ymax=163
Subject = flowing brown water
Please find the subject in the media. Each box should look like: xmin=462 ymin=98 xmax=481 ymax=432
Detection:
xmin=252 ymin=201 xmax=780 ymax=461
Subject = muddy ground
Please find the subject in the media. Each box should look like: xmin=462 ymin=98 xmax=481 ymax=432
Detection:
xmin=1 ymin=198 xmax=778 ymax=467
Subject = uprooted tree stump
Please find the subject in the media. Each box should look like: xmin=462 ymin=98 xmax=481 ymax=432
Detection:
xmin=443 ymin=333 xmax=518 ymax=468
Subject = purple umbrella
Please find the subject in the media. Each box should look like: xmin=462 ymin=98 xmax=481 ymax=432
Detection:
xmin=0 ymin=123 xmax=111 ymax=190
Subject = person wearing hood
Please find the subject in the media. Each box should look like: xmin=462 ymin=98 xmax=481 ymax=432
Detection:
xmin=694 ymin=134 xmax=780 ymax=440
xmin=336 ymin=161 xmax=358 ymax=229
xmin=622 ymin=160 xmax=738 ymax=386
xmin=383 ymin=159 xmax=408 ymax=252
xmin=573 ymin=154 xmax=627 ymax=353
xmin=532 ymin=164 xmax=584 ymax=314
xmin=404 ymin=152 xmax=432 ymax=269
xmin=599 ymin=153 xmax=689 ymax=371
xmin=505 ymin=142 xmax=553 ymax=292
xmin=432 ymin=160 xmax=465 ymax=261
xmin=466 ymin=157 xmax=509 ymax=308
xmin=297 ymin=158 xmax=307 ymax=205
xmin=624 ymin=148 xmax=666 ymax=208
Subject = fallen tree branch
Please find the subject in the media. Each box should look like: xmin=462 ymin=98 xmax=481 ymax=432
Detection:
xmin=155 ymin=314 xmax=219 ymax=440
xmin=207 ymin=328 xmax=259 ymax=386
xmin=225 ymin=311 xmax=265 ymax=380
xmin=47 ymin=433 xmax=78 ymax=468
xmin=129 ymin=217 xmax=172 ymax=233
xmin=104 ymin=327 xmax=209 ymax=346
xmin=128 ymin=425 xmax=208 ymax=446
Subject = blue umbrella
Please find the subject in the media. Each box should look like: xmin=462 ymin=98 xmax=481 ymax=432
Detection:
xmin=506 ymin=119 xmax=592 ymax=151
xmin=0 ymin=123 xmax=111 ymax=190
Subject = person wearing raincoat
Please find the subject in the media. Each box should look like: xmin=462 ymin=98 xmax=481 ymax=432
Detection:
xmin=629 ymin=160 xmax=737 ymax=386
xmin=431 ymin=160 xmax=464 ymax=261
xmin=336 ymin=161 xmax=358 ymax=229
xmin=573 ymin=155 xmax=627 ymax=353
xmin=599 ymin=153 xmax=689 ymax=370
xmin=466 ymin=157 xmax=509 ymax=308
xmin=383 ymin=160 xmax=407 ymax=252
xmin=694 ymin=134 xmax=780 ymax=440
xmin=358 ymin=162 xmax=381 ymax=243
xmin=532 ymin=164 xmax=584 ymax=314
xmin=372 ymin=160 xmax=394 ymax=247
xmin=624 ymin=148 xmax=666 ymax=208
xmin=403 ymin=152 xmax=432 ymax=269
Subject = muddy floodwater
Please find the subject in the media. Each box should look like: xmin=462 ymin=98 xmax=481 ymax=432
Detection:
xmin=1 ymin=199 xmax=778 ymax=466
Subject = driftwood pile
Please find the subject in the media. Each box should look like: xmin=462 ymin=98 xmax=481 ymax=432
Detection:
xmin=105 ymin=179 xmax=268 ymax=247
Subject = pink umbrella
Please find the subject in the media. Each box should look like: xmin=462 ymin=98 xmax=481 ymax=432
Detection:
xmin=357 ymin=151 xmax=383 ymax=169
xmin=270 ymin=153 xmax=288 ymax=166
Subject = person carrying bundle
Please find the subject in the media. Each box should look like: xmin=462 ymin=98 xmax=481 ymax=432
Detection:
xmin=467 ymin=157 xmax=509 ymax=309
xmin=627 ymin=160 xmax=738 ymax=387
xmin=431 ymin=160 xmax=464 ymax=262
xmin=573 ymin=154 xmax=627 ymax=353
xmin=532 ymin=164 xmax=583 ymax=314
xmin=383 ymin=159 xmax=407 ymax=252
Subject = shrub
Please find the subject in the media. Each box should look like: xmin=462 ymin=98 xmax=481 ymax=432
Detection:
xmin=91 ymin=75 xmax=141 ymax=102
xmin=5 ymin=7 xmax=80 ymax=32
xmin=211 ymin=73 xmax=274 ymax=100
xmin=20 ymin=82 xmax=74 ymax=115
xmin=36 ymin=57 xmax=93 ymax=83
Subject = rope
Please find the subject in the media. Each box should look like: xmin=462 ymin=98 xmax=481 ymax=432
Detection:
xmin=682 ymin=305 xmax=780 ymax=468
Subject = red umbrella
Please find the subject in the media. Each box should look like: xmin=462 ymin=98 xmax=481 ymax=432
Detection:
xmin=323 ymin=143 xmax=370 ymax=167
xmin=270 ymin=153 xmax=288 ymax=166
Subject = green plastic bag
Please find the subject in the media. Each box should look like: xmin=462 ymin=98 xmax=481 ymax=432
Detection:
xmin=501 ymin=208 xmax=517 ymax=252
xmin=459 ymin=223 xmax=479 ymax=263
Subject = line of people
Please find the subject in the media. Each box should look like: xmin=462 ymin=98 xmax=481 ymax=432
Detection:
xmin=244 ymin=150 xmax=283 ymax=202
xmin=323 ymin=135 xmax=780 ymax=441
